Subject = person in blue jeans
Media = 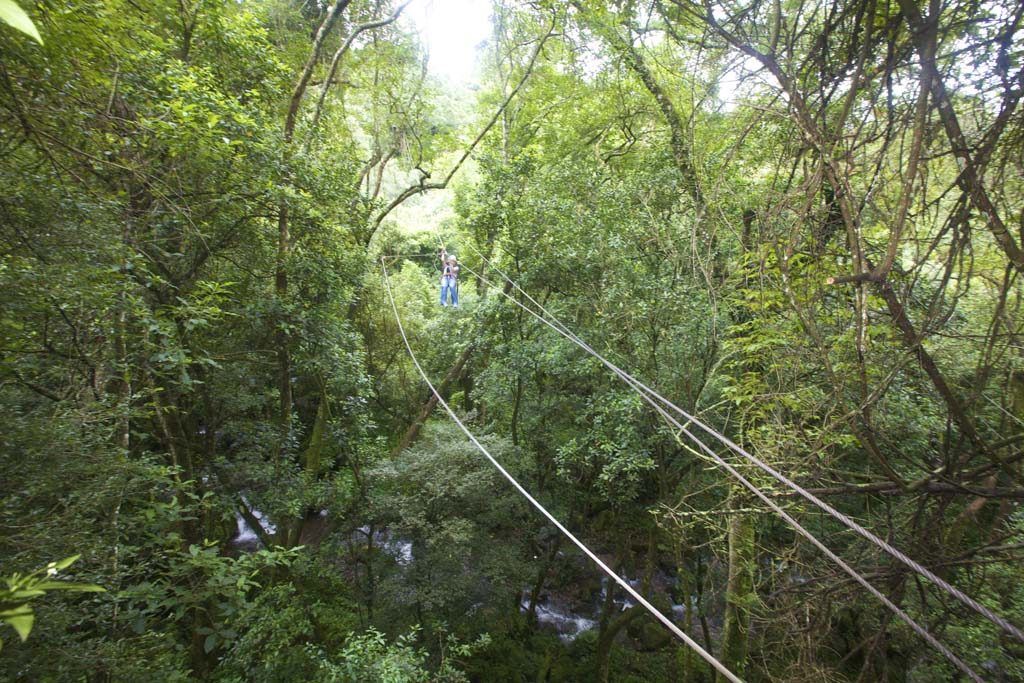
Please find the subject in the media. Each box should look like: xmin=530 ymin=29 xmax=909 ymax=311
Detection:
xmin=439 ymin=249 xmax=459 ymax=307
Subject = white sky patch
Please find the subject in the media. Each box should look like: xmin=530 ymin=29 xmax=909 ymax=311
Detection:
xmin=716 ymin=54 xmax=778 ymax=112
xmin=406 ymin=0 xmax=493 ymax=85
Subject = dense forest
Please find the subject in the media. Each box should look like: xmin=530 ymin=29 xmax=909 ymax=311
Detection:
xmin=2 ymin=0 xmax=1023 ymax=680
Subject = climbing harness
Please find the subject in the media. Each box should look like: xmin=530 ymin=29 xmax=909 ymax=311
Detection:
xmin=437 ymin=235 xmax=460 ymax=307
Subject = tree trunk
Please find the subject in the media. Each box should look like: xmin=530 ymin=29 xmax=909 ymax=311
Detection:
xmin=719 ymin=492 xmax=755 ymax=681
xmin=113 ymin=294 xmax=131 ymax=451
xmin=675 ymin=543 xmax=700 ymax=682
xmin=275 ymin=0 xmax=351 ymax=455
xmin=390 ymin=342 xmax=476 ymax=457
xmin=526 ymin=537 xmax=561 ymax=626
xmin=596 ymin=598 xmax=644 ymax=683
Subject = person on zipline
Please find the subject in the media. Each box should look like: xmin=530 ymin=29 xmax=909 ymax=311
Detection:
xmin=439 ymin=248 xmax=459 ymax=308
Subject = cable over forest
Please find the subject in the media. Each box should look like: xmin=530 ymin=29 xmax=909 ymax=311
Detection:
xmin=2 ymin=0 xmax=1023 ymax=681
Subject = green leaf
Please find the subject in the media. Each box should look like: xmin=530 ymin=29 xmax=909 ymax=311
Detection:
xmin=0 ymin=605 xmax=34 ymax=641
xmin=0 ymin=0 xmax=42 ymax=44
xmin=33 ymin=581 xmax=105 ymax=592
xmin=50 ymin=555 xmax=80 ymax=571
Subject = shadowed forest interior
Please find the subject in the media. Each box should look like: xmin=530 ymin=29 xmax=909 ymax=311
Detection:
xmin=2 ymin=0 xmax=1024 ymax=680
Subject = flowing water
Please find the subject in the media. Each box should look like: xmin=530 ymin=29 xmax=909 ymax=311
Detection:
xmin=532 ymin=602 xmax=599 ymax=641
xmin=231 ymin=495 xmax=278 ymax=550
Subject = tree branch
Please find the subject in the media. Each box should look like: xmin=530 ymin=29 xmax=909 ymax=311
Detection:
xmin=309 ymin=0 xmax=416 ymax=136
xmin=896 ymin=0 xmax=1024 ymax=272
xmin=284 ymin=0 xmax=351 ymax=143
xmin=772 ymin=481 xmax=1024 ymax=499
xmin=370 ymin=18 xmax=557 ymax=234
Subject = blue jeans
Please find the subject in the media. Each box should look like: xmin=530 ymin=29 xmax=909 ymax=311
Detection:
xmin=440 ymin=276 xmax=458 ymax=307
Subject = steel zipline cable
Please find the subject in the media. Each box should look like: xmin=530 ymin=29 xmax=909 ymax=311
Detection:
xmin=460 ymin=241 xmax=1024 ymax=645
xmin=443 ymin=251 xmax=987 ymax=681
xmin=379 ymin=257 xmax=745 ymax=683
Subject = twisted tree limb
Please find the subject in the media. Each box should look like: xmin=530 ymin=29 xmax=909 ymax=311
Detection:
xmin=370 ymin=17 xmax=557 ymax=233
xmin=308 ymin=0 xmax=416 ymax=136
